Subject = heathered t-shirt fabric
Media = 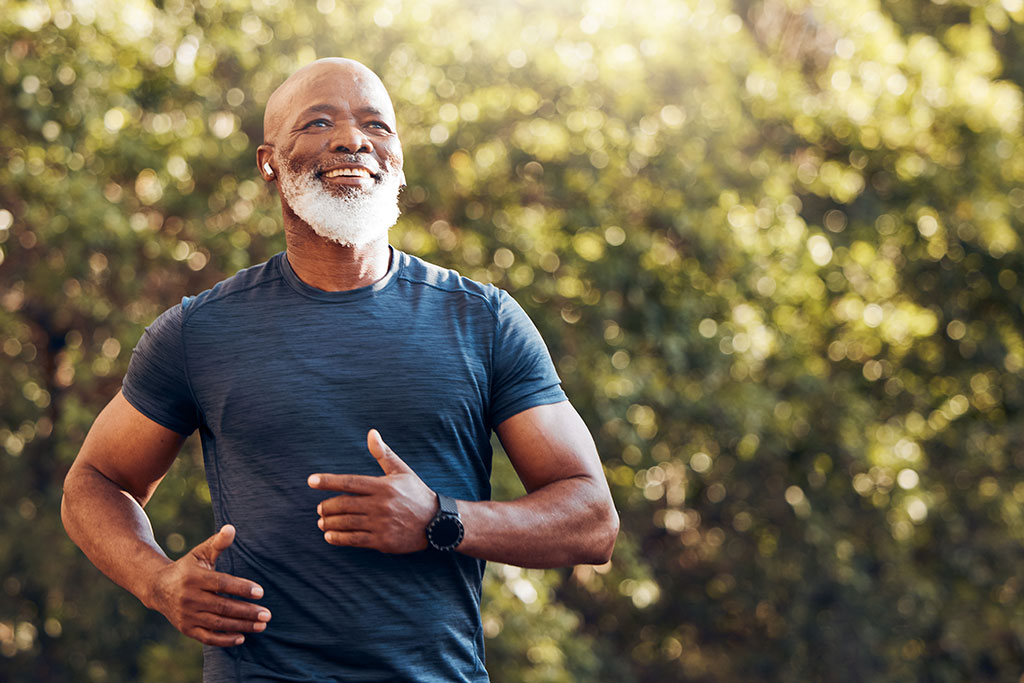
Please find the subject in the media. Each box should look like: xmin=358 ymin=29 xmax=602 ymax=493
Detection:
xmin=121 ymin=249 xmax=566 ymax=682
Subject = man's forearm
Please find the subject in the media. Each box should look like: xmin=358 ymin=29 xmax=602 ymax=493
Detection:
xmin=455 ymin=475 xmax=619 ymax=568
xmin=61 ymin=465 xmax=172 ymax=609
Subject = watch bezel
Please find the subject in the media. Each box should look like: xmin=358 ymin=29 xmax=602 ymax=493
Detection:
xmin=427 ymin=492 xmax=464 ymax=551
xmin=426 ymin=512 xmax=464 ymax=551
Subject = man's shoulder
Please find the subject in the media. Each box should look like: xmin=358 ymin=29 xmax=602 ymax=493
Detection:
xmin=397 ymin=251 xmax=504 ymax=311
xmin=180 ymin=253 xmax=285 ymax=318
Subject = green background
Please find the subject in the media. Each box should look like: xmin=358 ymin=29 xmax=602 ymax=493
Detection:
xmin=2 ymin=0 xmax=1023 ymax=680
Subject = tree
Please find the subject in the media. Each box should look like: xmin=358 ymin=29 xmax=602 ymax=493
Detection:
xmin=1 ymin=0 xmax=1022 ymax=680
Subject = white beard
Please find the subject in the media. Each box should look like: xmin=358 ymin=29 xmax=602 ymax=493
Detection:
xmin=277 ymin=162 xmax=402 ymax=247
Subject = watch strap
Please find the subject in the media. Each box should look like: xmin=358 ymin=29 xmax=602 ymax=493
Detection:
xmin=437 ymin=492 xmax=459 ymax=516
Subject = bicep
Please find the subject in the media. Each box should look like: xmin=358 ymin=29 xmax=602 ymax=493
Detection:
xmin=495 ymin=401 xmax=605 ymax=493
xmin=71 ymin=390 xmax=188 ymax=505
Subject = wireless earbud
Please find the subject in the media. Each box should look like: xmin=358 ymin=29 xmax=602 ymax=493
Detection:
xmin=263 ymin=163 xmax=274 ymax=176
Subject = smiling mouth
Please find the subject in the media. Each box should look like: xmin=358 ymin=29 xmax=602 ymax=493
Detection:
xmin=322 ymin=167 xmax=374 ymax=179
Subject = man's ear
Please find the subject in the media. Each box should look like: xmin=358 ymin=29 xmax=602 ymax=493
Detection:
xmin=256 ymin=144 xmax=276 ymax=182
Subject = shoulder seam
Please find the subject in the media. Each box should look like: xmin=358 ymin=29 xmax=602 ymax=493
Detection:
xmin=180 ymin=273 xmax=287 ymax=326
xmin=395 ymin=272 xmax=500 ymax=319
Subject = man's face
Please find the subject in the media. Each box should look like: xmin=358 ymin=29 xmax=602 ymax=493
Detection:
xmin=265 ymin=62 xmax=405 ymax=247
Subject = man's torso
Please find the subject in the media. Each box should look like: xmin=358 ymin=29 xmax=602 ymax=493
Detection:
xmin=123 ymin=249 xmax=564 ymax=682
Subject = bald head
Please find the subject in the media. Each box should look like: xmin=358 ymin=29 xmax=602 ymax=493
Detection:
xmin=262 ymin=58 xmax=396 ymax=145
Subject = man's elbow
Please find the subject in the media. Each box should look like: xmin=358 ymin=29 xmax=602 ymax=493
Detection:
xmin=60 ymin=461 xmax=116 ymax=540
xmin=581 ymin=499 xmax=619 ymax=565
xmin=61 ymin=466 xmax=87 ymax=540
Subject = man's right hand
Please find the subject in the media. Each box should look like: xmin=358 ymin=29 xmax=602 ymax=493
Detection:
xmin=146 ymin=524 xmax=271 ymax=647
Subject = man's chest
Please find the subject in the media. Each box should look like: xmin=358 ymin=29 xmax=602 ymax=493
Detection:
xmin=183 ymin=306 xmax=493 ymax=459
xmin=184 ymin=306 xmax=496 ymax=528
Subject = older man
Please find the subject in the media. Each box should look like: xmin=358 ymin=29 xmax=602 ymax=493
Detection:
xmin=62 ymin=58 xmax=618 ymax=682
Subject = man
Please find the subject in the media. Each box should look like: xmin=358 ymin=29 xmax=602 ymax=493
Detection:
xmin=62 ymin=58 xmax=618 ymax=682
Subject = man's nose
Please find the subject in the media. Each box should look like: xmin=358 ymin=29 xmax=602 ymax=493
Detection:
xmin=331 ymin=124 xmax=371 ymax=154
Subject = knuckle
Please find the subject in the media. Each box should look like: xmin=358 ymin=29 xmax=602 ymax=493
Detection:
xmin=190 ymin=549 xmax=211 ymax=566
xmin=182 ymin=571 xmax=203 ymax=589
xmin=212 ymin=616 xmax=234 ymax=631
xmin=214 ymin=598 xmax=239 ymax=618
xmin=172 ymin=593 xmax=190 ymax=612
xmin=200 ymin=634 xmax=221 ymax=646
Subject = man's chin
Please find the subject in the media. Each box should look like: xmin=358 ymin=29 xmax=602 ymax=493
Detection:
xmin=297 ymin=193 xmax=400 ymax=247
xmin=279 ymin=167 xmax=401 ymax=245
xmin=318 ymin=175 xmax=375 ymax=193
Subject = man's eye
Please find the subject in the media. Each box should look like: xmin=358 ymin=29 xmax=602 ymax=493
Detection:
xmin=307 ymin=119 xmax=330 ymax=128
xmin=367 ymin=121 xmax=390 ymax=131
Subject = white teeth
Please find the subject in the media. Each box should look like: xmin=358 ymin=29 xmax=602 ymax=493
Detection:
xmin=323 ymin=168 xmax=370 ymax=178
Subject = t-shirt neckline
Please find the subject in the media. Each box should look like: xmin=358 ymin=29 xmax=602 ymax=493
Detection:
xmin=278 ymin=247 xmax=402 ymax=302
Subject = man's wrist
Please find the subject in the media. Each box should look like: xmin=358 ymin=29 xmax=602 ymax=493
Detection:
xmin=136 ymin=551 xmax=176 ymax=611
xmin=425 ymin=492 xmax=464 ymax=551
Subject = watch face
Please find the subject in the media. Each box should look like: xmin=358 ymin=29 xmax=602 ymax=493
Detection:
xmin=428 ymin=514 xmax=464 ymax=550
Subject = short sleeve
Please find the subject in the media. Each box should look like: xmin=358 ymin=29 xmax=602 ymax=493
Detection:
xmin=121 ymin=302 xmax=200 ymax=435
xmin=488 ymin=290 xmax=567 ymax=427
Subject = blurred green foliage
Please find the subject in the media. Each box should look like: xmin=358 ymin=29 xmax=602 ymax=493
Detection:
xmin=2 ymin=0 xmax=1024 ymax=680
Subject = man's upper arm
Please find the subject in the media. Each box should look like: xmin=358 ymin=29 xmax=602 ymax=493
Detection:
xmin=495 ymin=400 xmax=608 ymax=493
xmin=71 ymin=390 xmax=188 ymax=506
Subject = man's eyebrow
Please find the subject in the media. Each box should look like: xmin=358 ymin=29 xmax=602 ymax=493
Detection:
xmin=295 ymin=104 xmax=392 ymax=119
xmin=297 ymin=104 xmax=340 ymax=118
xmin=356 ymin=106 xmax=388 ymax=118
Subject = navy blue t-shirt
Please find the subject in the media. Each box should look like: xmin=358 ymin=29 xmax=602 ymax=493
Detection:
xmin=122 ymin=249 xmax=566 ymax=682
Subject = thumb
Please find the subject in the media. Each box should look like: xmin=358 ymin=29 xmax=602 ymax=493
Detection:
xmin=191 ymin=524 xmax=235 ymax=569
xmin=367 ymin=429 xmax=413 ymax=475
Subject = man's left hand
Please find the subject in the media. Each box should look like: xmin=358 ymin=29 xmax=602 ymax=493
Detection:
xmin=308 ymin=429 xmax=437 ymax=553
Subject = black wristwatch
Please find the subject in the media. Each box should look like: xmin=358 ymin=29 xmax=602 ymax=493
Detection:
xmin=426 ymin=492 xmax=464 ymax=551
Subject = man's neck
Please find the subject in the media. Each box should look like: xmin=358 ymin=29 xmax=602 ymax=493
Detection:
xmin=283 ymin=222 xmax=391 ymax=292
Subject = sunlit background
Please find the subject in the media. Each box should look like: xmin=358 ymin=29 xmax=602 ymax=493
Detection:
xmin=2 ymin=0 xmax=1024 ymax=680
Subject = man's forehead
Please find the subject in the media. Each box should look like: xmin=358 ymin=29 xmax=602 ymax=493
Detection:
xmin=263 ymin=59 xmax=396 ymax=139
xmin=293 ymin=70 xmax=393 ymax=113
